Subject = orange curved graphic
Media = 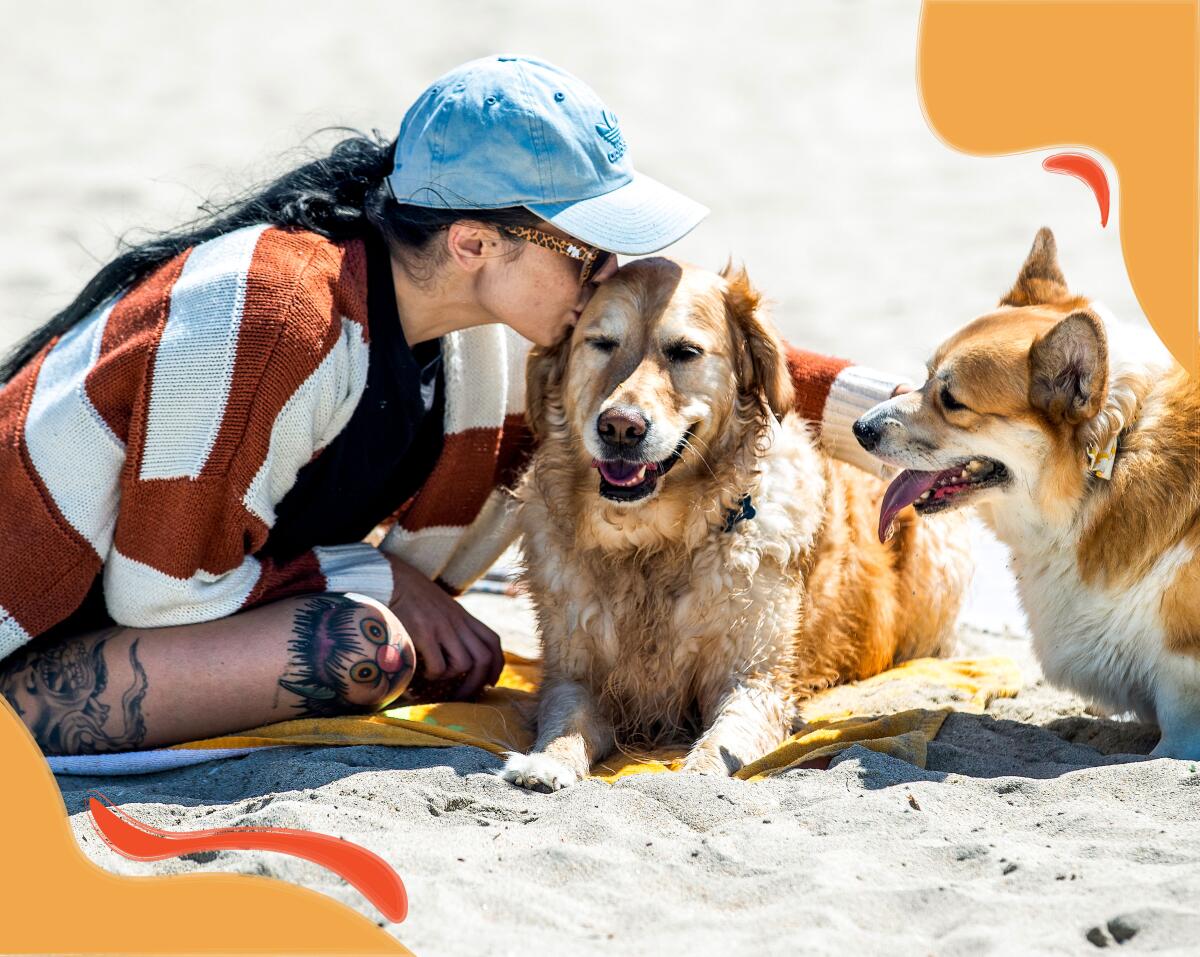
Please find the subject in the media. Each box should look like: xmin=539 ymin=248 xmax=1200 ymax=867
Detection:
xmin=88 ymin=792 xmax=408 ymax=923
xmin=0 ymin=693 xmax=413 ymax=955
xmin=1043 ymin=152 xmax=1110 ymax=228
xmin=919 ymin=0 xmax=1199 ymax=375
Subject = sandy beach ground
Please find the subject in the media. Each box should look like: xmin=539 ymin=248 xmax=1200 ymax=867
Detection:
xmin=5 ymin=1 xmax=1199 ymax=953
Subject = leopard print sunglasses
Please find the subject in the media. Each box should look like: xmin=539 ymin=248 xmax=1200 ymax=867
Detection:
xmin=500 ymin=226 xmax=615 ymax=286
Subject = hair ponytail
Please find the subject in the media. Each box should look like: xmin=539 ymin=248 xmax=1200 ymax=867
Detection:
xmin=0 ymin=126 xmax=540 ymax=383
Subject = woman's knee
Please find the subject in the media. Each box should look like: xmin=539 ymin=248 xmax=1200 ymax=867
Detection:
xmin=278 ymin=592 xmax=415 ymax=715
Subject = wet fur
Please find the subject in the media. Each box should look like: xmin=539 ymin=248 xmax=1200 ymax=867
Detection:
xmin=500 ymin=259 xmax=970 ymax=790
xmin=855 ymin=228 xmax=1200 ymax=759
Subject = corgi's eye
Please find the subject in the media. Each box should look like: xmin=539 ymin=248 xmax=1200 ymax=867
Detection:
xmin=587 ymin=337 xmax=618 ymax=354
xmin=941 ymin=385 xmax=968 ymax=412
xmin=665 ymin=342 xmax=704 ymax=363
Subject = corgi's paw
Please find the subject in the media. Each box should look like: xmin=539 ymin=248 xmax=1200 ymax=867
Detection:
xmin=499 ymin=752 xmax=580 ymax=792
xmin=1149 ymin=735 xmax=1200 ymax=761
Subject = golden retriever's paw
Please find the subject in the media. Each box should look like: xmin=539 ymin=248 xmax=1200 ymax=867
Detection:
xmin=498 ymin=752 xmax=580 ymax=792
xmin=680 ymin=745 xmax=740 ymax=776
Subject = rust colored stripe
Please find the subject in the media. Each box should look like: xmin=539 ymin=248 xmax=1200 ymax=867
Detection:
xmin=785 ymin=344 xmax=852 ymax=432
xmin=113 ymin=476 xmax=249 ymax=580
xmin=0 ymin=348 xmax=103 ymax=637
xmin=85 ymin=252 xmax=191 ymax=446
xmin=396 ymin=427 xmax=501 ymax=532
xmin=494 ymin=413 xmax=536 ymax=490
xmin=243 ymin=549 xmax=325 ymax=610
xmin=88 ymin=792 xmax=407 ymax=923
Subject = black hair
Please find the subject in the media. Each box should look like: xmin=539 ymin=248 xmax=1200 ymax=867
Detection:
xmin=0 ymin=127 xmax=542 ymax=383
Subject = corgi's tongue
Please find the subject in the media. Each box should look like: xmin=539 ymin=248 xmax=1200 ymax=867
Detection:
xmin=596 ymin=459 xmax=650 ymax=487
xmin=878 ymin=469 xmax=943 ymax=542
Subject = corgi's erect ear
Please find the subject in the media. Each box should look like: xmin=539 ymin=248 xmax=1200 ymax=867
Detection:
xmin=721 ymin=261 xmax=795 ymax=421
xmin=1028 ymin=310 xmax=1109 ymax=424
xmin=1001 ymin=227 xmax=1071 ymax=307
xmin=525 ymin=337 xmax=571 ymax=442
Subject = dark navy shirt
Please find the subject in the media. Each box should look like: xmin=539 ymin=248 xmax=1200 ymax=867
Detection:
xmin=259 ymin=226 xmax=445 ymax=561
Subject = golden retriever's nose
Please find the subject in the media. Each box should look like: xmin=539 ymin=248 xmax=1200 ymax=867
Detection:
xmin=597 ymin=407 xmax=648 ymax=452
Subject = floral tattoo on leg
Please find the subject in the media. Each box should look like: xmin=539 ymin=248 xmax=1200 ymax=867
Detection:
xmin=0 ymin=630 xmax=149 ymax=755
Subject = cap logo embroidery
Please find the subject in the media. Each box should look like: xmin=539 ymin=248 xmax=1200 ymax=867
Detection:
xmin=595 ymin=110 xmax=627 ymax=163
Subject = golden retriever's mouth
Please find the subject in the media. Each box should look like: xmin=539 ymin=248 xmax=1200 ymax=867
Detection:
xmin=592 ymin=428 xmax=695 ymax=502
xmin=878 ymin=457 xmax=1010 ymax=540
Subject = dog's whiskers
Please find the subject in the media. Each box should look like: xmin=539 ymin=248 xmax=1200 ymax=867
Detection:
xmin=680 ymin=435 xmax=717 ymax=479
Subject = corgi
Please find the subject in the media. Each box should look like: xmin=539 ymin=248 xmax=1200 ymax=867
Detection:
xmin=853 ymin=227 xmax=1200 ymax=759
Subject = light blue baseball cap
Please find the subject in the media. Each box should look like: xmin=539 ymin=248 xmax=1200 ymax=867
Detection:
xmin=386 ymin=55 xmax=709 ymax=255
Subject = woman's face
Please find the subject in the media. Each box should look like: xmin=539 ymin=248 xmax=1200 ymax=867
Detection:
xmin=477 ymin=222 xmax=620 ymax=347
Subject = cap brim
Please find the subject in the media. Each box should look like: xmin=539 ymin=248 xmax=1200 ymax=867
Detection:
xmin=525 ymin=171 xmax=709 ymax=255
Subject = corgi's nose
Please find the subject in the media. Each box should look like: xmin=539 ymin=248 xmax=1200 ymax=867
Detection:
xmin=598 ymin=407 xmax=648 ymax=450
xmin=853 ymin=416 xmax=879 ymax=451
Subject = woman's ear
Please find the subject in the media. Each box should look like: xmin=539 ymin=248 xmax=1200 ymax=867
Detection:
xmin=525 ymin=336 xmax=571 ymax=441
xmin=444 ymin=221 xmax=492 ymax=275
xmin=721 ymin=261 xmax=795 ymax=420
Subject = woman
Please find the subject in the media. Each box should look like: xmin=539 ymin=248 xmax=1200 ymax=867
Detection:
xmin=0 ymin=55 xmax=905 ymax=756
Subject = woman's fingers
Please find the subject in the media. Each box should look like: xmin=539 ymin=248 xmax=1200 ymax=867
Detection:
xmin=435 ymin=624 xmax=474 ymax=679
xmin=408 ymin=619 xmax=448 ymax=678
xmin=382 ymin=553 xmax=505 ymax=699
xmin=449 ymin=628 xmax=494 ymax=701
xmin=466 ymin=617 xmax=505 ymax=687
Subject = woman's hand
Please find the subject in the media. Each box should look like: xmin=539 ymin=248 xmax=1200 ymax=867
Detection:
xmin=382 ymin=552 xmax=505 ymax=702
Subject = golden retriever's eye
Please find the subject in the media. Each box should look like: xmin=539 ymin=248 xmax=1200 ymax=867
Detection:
xmin=940 ymin=384 xmax=968 ymax=412
xmin=586 ymin=336 xmax=618 ymax=354
xmin=665 ymin=343 xmax=704 ymax=363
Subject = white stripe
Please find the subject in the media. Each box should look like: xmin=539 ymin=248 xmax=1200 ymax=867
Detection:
xmin=242 ymin=316 xmax=368 ymax=525
xmin=437 ymin=489 xmax=521 ymax=593
xmin=314 ymin=543 xmax=394 ymax=605
xmin=24 ymin=299 xmax=125 ymax=554
xmin=378 ymin=492 xmax=520 ymax=593
xmin=821 ymin=365 xmax=907 ymax=480
xmin=140 ymin=224 xmax=269 ymax=480
xmin=103 ymin=548 xmax=262 ymax=628
xmin=379 ymin=525 xmax=466 ymax=581
xmin=0 ymin=608 xmax=33 ymax=659
xmin=441 ymin=323 xmax=508 ymax=433
xmin=503 ymin=326 xmax=531 ymax=416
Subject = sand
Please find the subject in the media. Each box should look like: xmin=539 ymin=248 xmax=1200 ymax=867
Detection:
xmin=7 ymin=0 xmax=1200 ymax=953
xmin=53 ymin=603 xmax=1200 ymax=956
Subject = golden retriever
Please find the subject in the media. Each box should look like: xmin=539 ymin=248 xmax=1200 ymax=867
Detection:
xmin=499 ymin=259 xmax=971 ymax=791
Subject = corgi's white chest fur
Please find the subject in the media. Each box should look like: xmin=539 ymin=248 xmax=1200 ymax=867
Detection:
xmin=989 ymin=506 xmax=1200 ymax=735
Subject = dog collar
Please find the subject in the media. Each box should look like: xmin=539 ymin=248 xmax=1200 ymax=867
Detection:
xmin=1085 ymin=409 xmax=1125 ymax=481
xmin=723 ymin=494 xmax=756 ymax=532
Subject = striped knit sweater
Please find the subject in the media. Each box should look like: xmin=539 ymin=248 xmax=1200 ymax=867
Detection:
xmin=0 ymin=224 xmax=900 ymax=660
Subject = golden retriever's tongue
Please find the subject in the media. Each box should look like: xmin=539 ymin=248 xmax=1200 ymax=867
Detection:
xmin=878 ymin=469 xmax=942 ymax=542
xmin=596 ymin=459 xmax=649 ymax=487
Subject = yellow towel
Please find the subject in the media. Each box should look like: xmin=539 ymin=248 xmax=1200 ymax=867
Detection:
xmin=174 ymin=652 xmax=1020 ymax=782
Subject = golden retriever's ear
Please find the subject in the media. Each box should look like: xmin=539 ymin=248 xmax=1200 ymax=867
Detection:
xmin=1029 ymin=309 xmax=1109 ymax=424
xmin=1000 ymin=227 xmax=1071 ymax=307
xmin=525 ymin=337 xmax=571 ymax=441
xmin=721 ymin=262 xmax=795 ymax=421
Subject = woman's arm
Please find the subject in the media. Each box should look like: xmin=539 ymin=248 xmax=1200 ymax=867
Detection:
xmin=783 ymin=342 xmax=908 ymax=479
xmin=103 ymin=227 xmax=394 ymax=628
